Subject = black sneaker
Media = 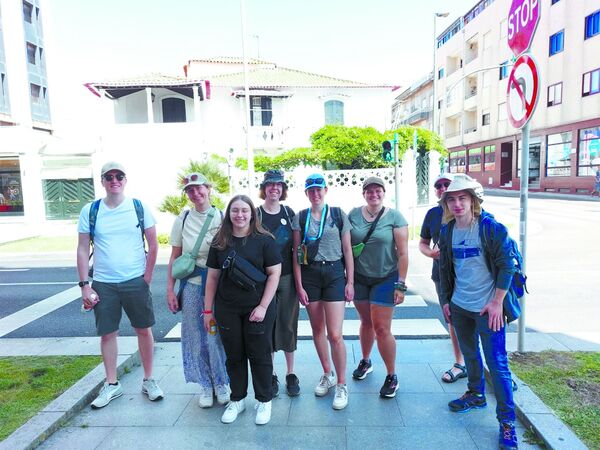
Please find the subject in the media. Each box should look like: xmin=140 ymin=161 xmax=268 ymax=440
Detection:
xmin=448 ymin=390 xmax=487 ymax=413
xmin=285 ymin=373 xmax=300 ymax=397
xmin=379 ymin=374 xmax=399 ymax=398
xmin=271 ymin=374 xmax=279 ymax=397
xmin=352 ymin=359 xmax=373 ymax=380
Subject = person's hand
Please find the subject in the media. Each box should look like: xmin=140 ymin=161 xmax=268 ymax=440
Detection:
xmin=81 ymin=285 xmax=99 ymax=310
xmin=249 ymin=304 xmax=266 ymax=322
xmin=431 ymin=247 xmax=441 ymax=259
xmin=203 ymin=312 xmax=213 ymax=331
xmin=143 ymin=273 xmax=152 ymax=285
xmin=394 ymin=289 xmax=405 ymax=305
xmin=297 ymin=287 xmax=309 ymax=306
xmin=480 ymin=301 xmax=504 ymax=332
xmin=345 ymin=283 xmax=354 ymax=303
xmin=167 ymin=290 xmax=179 ymax=314
xmin=442 ymin=303 xmax=452 ymax=323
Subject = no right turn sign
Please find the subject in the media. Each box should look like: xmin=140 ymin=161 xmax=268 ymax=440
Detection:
xmin=507 ymin=54 xmax=540 ymax=129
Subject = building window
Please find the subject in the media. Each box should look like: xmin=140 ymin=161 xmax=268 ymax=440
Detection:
xmin=468 ymin=148 xmax=482 ymax=172
xmin=499 ymin=61 xmax=509 ymax=80
xmin=0 ymin=159 xmax=24 ymax=216
xmin=449 ymin=150 xmax=467 ymax=173
xmin=498 ymin=102 xmax=507 ymax=121
xmin=547 ymin=82 xmax=563 ymax=106
xmin=482 ymin=112 xmax=490 ymax=126
xmin=161 ymin=97 xmax=186 ymax=123
xmin=324 ymin=100 xmax=344 ymax=125
xmin=551 ymin=0 xmax=560 ymax=4
xmin=546 ymin=132 xmax=572 ymax=177
xmin=578 ymin=127 xmax=600 ymax=175
xmin=438 ymin=99 xmax=443 ymax=109
xmin=585 ymin=10 xmax=600 ymax=40
xmin=549 ymin=30 xmax=564 ymax=56
xmin=484 ymin=145 xmax=496 ymax=171
xmin=39 ymin=48 xmax=44 ymax=66
xmin=438 ymin=68 xmax=444 ymax=79
xmin=22 ymin=1 xmax=33 ymax=23
xmin=30 ymin=83 xmax=41 ymax=103
xmin=26 ymin=42 xmax=37 ymax=64
xmin=582 ymin=68 xmax=600 ymax=97
xmin=250 ymin=96 xmax=272 ymax=126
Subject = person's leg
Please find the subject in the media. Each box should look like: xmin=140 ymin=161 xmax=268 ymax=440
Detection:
xmin=135 ymin=327 xmax=154 ymax=379
xmin=215 ymin=306 xmax=248 ymax=401
xmin=306 ymin=301 xmax=331 ymax=374
xmin=354 ymin=301 xmax=375 ymax=360
xmin=323 ymin=301 xmax=347 ymax=384
xmin=100 ymin=331 xmax=119 ymax=383
xmin=435 ymin=280 xmax=466 ymax=381
xmin=284 ymin=351 xmax=295 ymax=375
xmin=371 ymin=305 xmax=395 ymax=374
xmin=245 ymin=303 xmax=276 ymax=402
xmin=92 ymin=280 xmax=122 ymax=383
xmin=450 ymin=304 xmax=485 ymax=395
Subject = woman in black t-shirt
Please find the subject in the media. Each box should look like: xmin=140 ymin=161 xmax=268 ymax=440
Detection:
xmin=204 ymin=195 xmax=281 ymax=426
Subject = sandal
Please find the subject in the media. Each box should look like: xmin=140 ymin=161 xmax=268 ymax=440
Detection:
xmin=442 ymin=363 xmax=467 ymax=383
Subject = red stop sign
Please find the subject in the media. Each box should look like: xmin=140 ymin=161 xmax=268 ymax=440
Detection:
xmin=507 ymin=0 xmax=540 ymax=56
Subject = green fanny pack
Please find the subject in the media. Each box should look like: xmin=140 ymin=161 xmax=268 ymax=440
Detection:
xmin=351 ymin=242 xmax=365 ymax=257
xmin=352 ymin=207 xmax=385 ymax=259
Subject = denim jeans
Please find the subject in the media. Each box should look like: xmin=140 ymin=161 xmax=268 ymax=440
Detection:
xmin=451 ymin=303 xmax=515 ymax=423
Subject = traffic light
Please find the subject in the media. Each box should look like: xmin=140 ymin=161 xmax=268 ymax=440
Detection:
xmin=382 ymin=140 xmax=393 ymax=161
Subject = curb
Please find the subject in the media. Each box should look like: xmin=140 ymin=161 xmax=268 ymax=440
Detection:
xmin=484 ymin=369 xmax=588 ymax=450
xmin=0 ymin=351 xmax=140 ymax=450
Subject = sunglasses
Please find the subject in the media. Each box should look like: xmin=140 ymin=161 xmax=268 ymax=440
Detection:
xmin=434 ymin=181 xmax=451 ymax=189
xmin=183 ymin=174 xmax=200 ymax=185
xmin=305 ymin=178 xmax=325 ymax=187
xmin=103 ymin=174 xmax=125 ymax=181
xmin=222 ymin=250 xmax=237 ymax=269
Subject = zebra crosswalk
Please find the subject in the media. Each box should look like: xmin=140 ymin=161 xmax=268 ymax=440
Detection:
xmin=163 ymin=294 xmax=449 ymax=340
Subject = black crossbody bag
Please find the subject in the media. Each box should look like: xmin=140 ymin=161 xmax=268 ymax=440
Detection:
xmin=222 ymin=250 xmax=267 ymax=291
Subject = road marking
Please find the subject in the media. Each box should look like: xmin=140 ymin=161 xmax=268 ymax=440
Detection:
xmin=0 ymin=286 xmax=80 ymax=338
xmin=0 ymin=269 xmax=30 ymax=272
xmin=0 ymin=282 xmax=75 ymax=286
xmin=165 ymin=322 xmax=181 ymax=340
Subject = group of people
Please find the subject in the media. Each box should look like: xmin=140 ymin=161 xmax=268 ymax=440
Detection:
xmin=77 ymin=161 xmax=519 ymax=449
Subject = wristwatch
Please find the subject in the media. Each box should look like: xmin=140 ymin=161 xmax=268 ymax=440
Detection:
xmin=78 ymin=281 xmax=89 ymax=287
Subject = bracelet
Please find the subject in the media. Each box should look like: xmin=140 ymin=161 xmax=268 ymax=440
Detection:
xmin=394 ymin=281 xmax=407 ymax=292
xmin=203 ymin=310 xmax=212 ymax=314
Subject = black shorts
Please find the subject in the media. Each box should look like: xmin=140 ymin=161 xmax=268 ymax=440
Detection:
xmin=300 ymin=259 xmax=345 ymax=302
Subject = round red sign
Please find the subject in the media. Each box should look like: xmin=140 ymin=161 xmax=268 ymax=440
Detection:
xmin=506 ymin=54 xmax=539 ymax=129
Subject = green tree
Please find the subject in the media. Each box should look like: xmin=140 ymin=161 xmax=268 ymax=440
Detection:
xmin=159 ymin=156 xmax=230 ymax=215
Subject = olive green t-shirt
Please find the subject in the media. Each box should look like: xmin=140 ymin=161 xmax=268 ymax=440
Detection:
xmin=348 ymin=207 xmax=408 ymax=278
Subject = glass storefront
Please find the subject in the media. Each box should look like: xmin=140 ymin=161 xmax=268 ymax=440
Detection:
xmin=546 ymin=132 xmax=572 ymax=177
xmin=578 ymin=126 xmax=600 ymax=176
xmin=0 ymin=158 xmax=24 ymax=216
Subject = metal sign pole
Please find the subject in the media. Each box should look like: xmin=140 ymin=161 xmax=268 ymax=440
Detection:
xmin=518 ymin=122 xmax=530 ymax=352
xmin=394 ymin=133 xmax=400 ymax=213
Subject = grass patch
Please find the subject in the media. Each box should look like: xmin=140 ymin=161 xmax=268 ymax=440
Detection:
xmin=0 ymin=356 xmax=101 ymax=440
xmin=510 ymin=351 xmax=600 ymax=449
xmin=0 ymin=236 xmax=77 ymax=253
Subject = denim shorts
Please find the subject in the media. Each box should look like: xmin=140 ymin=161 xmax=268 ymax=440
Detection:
xmin=353 ymin=271 xmax=397 ymax=307
xmin=92 ymin=276 xmax=155 ymax=336
xmin=300 ymin=260 xmax=345 ymax=302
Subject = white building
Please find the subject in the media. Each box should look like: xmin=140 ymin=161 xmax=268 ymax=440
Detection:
xmin=434 ymin=0 xmax=600 ymax=194
xmin=391 ymin=72 xmax=433 ymax=131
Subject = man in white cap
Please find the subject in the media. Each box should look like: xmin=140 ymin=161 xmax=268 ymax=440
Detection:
xmin=76 ymin=161 xmax=163 ymax=409
xmin=419 ymin=173 xmax=466 ymax=384
xmin=438 ymin=174 xmax=519 ymax=450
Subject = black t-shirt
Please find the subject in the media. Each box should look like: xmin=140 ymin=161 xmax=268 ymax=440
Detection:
xmin=258 ymin=205 xmax=295 ymax=276
xmin=420 ymin=205 xmax=443 ymax=281
xmin=207 ymin=233 xmax=282 ymax=307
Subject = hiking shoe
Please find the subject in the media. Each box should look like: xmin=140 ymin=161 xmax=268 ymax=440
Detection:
xmin=221 ymin=399 xmax=246 ymax=424
xmin=379 ymin=374 xmax=399 ymax=398
xmin=272 ymin=374 xmax=279 ymax=397
xmin=332 ymin=384 xmax=348 ymax=410
xmin=91 ymin=381 xmax=123 ymax=409
xmin=255 ymin=400 xmax=272 ymax=425
xmin=198 ymin=386 xmax=213 ymax=408
xmin=286 ymin=373 xmax=300 ymax=397
xmin=499 ymin=422 xmax=518 ymax=449
xmin=215 ymin=384 xmax=231 ymax=405
xmin=142 ymin=378 xmax=164 ymax=401
xmin=352 ymin=359 xmax=373 ymax=380
xmin=314 ymin=372 xmax=336 ymax=397
xmin=448 ymin=390 xmax=487 ymax=413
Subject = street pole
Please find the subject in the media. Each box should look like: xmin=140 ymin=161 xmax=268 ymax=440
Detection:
xmin=394 ymin=132 xmax=400 ymax=213
xmin=518 ymin=122 xmax=530 ymax=352
xmin=432 ymin=14 xmax=437 ymax=134
xmin=240 ymin=0 xmax=254 ymax=197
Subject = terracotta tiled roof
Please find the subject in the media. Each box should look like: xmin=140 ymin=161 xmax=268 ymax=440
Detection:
xmin=87 ymin=73 xmax=205 ymax=89
xmin=187 ymin=57 xmax=274 ymax=65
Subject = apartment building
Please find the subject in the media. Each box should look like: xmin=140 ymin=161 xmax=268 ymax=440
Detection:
xmin=0 ymin=0 xmax=56 ymax=222
xmin=434 ymin=0 xmax=600 ymax=193
xmin=391 ymin=72 xmax=433 ymax=130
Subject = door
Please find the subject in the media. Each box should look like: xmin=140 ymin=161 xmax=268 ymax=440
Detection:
xmin=162 ymin=97 xmax=186 ymax=123
xmin=500 ymin=142 xmax=513 ymax=186
xmin=43 ymin=179 xmax=95 ymax=220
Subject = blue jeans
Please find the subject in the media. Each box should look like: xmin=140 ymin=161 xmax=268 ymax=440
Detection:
xmin=451 ymin=303 xmax=515 ymax=423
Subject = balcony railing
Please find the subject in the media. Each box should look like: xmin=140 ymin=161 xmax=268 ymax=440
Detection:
xmin=465 ymin=86 xmax=478 ymax=99
xmin=400 ymin=107 xmax=432 ymax=125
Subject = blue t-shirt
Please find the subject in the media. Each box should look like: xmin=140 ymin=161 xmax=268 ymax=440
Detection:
xmin=420 ymin=205 xmax=443 ymax=281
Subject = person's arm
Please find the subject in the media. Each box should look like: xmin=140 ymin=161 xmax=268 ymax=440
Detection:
xmin=419 ymin=237 xmax=440 ymax=259
xmin=393 ymin=226 xmax=409 ymax=305
xmin=481 ymin=287 xmax=508 ymax=332
xmin=143 ymin=225 xmax=158 ymax=284
xmin=203 ymin=268 xmax=220 ymax=331
xmin=292 ymin=230 xmax=309 ymax=306
xmin=341 ymin=231 xmax=354 ymax=302
xmin=166 ymin=246 xmax=183 ymax=313
xmin=76 ymin=232 xmax=98 ymax=309
xmin=249 ymin=263 xmax=282 ymax=322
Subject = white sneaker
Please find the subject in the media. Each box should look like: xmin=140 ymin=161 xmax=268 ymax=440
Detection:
xmin=91 ymin=381 xmax=123 ymax=409
xmin=221 ymin=399 xmax=245 ymax=424
xmin=314 ymin=372 xmax=336 ymax=397
xmin=215 ymin=384 xmax=231 ymax=405
xmin=198 ymin=387 xmax=214 ymax=408
xmin=255 ymin=400 xmax=272 ymax=425
xmin=141 ymin=378 xmax=164 ymax=401
xmin=332 ymin=384 xmax=348 ymax=410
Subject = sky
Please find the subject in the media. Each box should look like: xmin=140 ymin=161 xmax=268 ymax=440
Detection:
xmin=42 ymin=0 xmax=479 ymax=133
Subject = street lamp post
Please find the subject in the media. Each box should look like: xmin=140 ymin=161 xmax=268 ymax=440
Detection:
xmin=432 ymin=12 xmax=449 ymax=136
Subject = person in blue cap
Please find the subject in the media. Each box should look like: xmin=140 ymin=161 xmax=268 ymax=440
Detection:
xmin=291 ymin=173 xmax=354 ymax=410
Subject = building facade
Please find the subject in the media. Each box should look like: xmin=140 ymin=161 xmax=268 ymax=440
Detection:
xmin=391 ymin=72 xmax=433 ymax=130
xmin=434 ymin=0 xmax=600 ymax=194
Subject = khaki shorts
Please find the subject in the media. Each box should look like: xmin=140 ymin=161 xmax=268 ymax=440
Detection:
xmin=92 ymin=276 xmax=155 ymax=336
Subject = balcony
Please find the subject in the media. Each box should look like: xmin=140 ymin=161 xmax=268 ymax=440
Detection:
xmin=400 ymin=107 xmax=432 ymax=125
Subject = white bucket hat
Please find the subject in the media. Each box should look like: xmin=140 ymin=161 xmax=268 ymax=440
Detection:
xmin=441 ymin=174 xmax=484 ymax=203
